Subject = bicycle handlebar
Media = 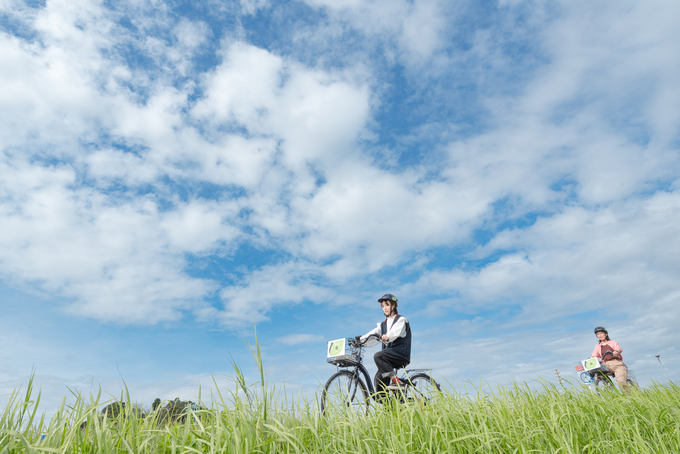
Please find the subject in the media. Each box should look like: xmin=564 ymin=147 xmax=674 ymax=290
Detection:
xmin=350 ymin=333 xmax=388 ymax=347
xmin=601 ymin=350 xmax=619 ymax=360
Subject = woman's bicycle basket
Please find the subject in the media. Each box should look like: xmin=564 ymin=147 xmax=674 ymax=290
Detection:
xmin=326 ymin=338 xmax=362 ymax=367
xmin=327 ymin=354 xmax=357 ymax=366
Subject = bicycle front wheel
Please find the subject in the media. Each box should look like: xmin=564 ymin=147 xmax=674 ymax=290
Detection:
xmin=407 ymin=373 xmax=441 ymax=402
xmin=594 ymin=374 xmax=615 ymax=391
xmin=321 ymin=370 xmax=369 ymax=415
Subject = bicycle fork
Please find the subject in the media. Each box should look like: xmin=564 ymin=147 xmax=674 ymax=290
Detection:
xmin=345 ymin=369 xmax=361 ymax=405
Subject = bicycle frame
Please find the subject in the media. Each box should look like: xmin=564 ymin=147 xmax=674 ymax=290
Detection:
xmin=328 ymin=335 xmax=399 ymax=399
xmin=592 ymin=370 xmax=616 ymax=386
xmin=323 ymin=336 xmax=440 ymax=414
xmin=337 ymin=362 xmax=376 ymax=396
xmin=333 ymin=342 xmax=428 ymax=399
xmin=577 ymin=351 xmax=635 ymax=390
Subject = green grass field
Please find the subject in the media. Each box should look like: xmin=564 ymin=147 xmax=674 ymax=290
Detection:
xmin=2 ymin=372 xmax=679 ymax=454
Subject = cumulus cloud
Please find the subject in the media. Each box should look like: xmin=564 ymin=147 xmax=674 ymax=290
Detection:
xmin=0 ymin=0 xmax=679 ymax=351
xmin=1 ymin=0 xmax=680 ymax=405
xmin=404 ymin=190 xmax=680 ymax=316
xmin=214 ymin=262 xmax=337 ymax=326
xmin=0 ymin=0 xmax=371 ymax=325
xmin=194 ymin=41 xmax=370 ymax=169
xmin=0 ymin=154 xmax=220 ymax=323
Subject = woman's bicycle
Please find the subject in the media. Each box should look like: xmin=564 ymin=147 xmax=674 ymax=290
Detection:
xmin=321 ymin=334 xmax=440 ymax=414
xmin=575 ymin=350 xmax=637 ymax=391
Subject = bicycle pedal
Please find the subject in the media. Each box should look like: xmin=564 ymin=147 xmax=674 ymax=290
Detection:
xmin=387 ymin=383 xmax=404 ymax=391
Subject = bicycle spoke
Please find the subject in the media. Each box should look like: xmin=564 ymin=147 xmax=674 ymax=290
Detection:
xmin=406 ymin=374 xmax=441 ymax=403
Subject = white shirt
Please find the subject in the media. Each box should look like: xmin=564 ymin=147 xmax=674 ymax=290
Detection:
xmin=360 ymin=314 xmax=409 ymax=347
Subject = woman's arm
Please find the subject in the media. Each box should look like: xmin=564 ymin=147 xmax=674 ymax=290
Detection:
xmin=591 ymin=345 xmax=601 ymax=358
xmin=384 ymin=316 xmax=408 ymax=342
xmin=609 ymin=340 xmax=622 ymax=355
xmin=360 ymin=325 xmax=381 ymax=347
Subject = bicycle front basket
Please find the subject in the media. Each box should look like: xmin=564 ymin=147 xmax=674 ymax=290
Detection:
xmin=327 ymin=354 xmax=357 ymax=367
xmin=583 ymin=357 xmax=604 ymax=372
xmin=326 ymin=338 xmax=357 ymax=366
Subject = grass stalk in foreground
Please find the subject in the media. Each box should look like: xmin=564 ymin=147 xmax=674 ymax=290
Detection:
xmin=3 ymin=342 xmax=679 ymax=454
xmin=2 ymin=375 xmax=679 ymax=453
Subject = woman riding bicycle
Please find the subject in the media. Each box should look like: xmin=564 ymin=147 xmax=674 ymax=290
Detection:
xmin=360 ymin=294 xmax=411 ymax=397
xmin=591 ymin=326 xmax=631 ymax=392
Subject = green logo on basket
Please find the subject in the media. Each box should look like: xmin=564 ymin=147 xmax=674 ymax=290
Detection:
xmin=328 ymin=339 xmax=345 ymax=357
xmin=585 ymin=358 xmax=599 ymax=370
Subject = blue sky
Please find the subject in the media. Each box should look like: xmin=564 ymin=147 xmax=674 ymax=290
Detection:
xmin=1 ymin=0 xmax=679 ymax=410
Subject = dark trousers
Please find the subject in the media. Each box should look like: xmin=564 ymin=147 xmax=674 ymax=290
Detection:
xmin=373 ymin=349 xmax=409 ymax=393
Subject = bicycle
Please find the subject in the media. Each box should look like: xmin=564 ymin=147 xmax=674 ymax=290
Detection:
xmin=321 ymin=334 xmax=441 ymax=414
xmin=575 ymin=350 xmax=638 ymax=391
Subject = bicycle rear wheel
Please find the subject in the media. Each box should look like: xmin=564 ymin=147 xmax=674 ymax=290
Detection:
xmin=407 ymin=373 xmax=441 ymax=402
xmin=321 ymin=370 xmax=370 ymax=415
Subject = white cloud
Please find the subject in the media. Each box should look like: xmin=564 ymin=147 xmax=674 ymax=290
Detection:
xmin=282 ymin=165 xmax=485 ymax=271
xmin=398 ymin=0 xmax=445 ymax=62
xmin=518 ymin=0 xmax=680 ymax=144
xmin=216 ymin=262 xmax=337 ymax=326
xmin=1 ymin=0 xmax=679 ymax=342
xmin=401 ymin=190 xmax=680 ymax=325
xmin=301 ymin=0 xmax=447 ymax=63
xmin=0 ymin=33 xmax=101 ymax=150
xmin=267 ymin=67 xmax=370 ymax=166
xmin=239 ymin=0 xmax=270 ymax=16
xmin=160 ymin=200 xmax=241 ymax=253
xmin=193 ymin=41 xmax=370 ymax=169
xmin=276 ymin=333 xmax=325 ymax=346
xmin=174 ymin=18 xmax=209 ymax=50
xmin=193 ymin=42 xmax=284 ymax=126
xmin=0 ymin=158 xmax=217 ymax=323
xmin=84 ymin=148 xmax=158 ymax=185
xmin=196 ymin=135 xmax=279 ymax=188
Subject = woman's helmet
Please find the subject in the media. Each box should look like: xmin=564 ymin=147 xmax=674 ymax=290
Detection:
xmin=378 ymin=293 xmax=398 ymax=306
xmin=594 ymin=326 xmax=608 ymax=334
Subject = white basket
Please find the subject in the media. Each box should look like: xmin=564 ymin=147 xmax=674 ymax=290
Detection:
xmin=327 ymin=354 xmax=356 ymax=366
xmin=326 ymin=337 xmax=362 ymax=366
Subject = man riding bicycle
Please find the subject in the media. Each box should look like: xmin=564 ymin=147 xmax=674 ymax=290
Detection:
xmin=360 ymin=294 xmax=411 ymax=396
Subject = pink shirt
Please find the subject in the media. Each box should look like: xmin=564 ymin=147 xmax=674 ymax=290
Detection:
xmin=591 ymin=340 xmax=622 ymax=361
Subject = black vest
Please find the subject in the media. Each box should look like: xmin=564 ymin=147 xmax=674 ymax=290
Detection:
xmin=380 ymin=315 xmax=411 ymax=364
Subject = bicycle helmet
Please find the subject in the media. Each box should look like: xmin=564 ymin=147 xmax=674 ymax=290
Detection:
xmin=378 ymin=294 xmax=398 ymax=306
xmin=594 ymin=326 xmax=608 ymax=334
